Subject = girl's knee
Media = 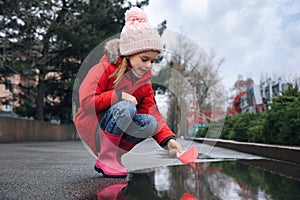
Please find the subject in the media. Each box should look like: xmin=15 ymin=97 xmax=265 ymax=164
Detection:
xmin=148 ymin=115 xmax=158 ymax=131
xmin=141 ymin=115 xmax=158 ymax=135
xmin=115 ymin=100 xmax=136 ymax=118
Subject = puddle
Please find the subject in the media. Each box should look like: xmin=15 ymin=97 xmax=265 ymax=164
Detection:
xmin=95 ymin=159 xmax=300 ymax=200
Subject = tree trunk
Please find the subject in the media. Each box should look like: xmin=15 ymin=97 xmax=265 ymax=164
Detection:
xmin=35 ymin=75 xmax=45 ymax=121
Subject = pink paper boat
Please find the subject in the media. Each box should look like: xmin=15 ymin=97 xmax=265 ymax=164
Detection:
xmin=180 ymin=193 xmax=197 ymax=200
xmin=177 ymin=146 xmax=198 ymax=164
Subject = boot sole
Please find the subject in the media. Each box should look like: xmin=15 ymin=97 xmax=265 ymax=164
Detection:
xmin=94 ymin=165 xmax=127 ymax=178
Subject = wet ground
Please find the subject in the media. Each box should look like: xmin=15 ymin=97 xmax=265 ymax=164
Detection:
xmin=0 ymin=139 xmax=299 ymax=199
xmin=123 ymin=160 xmax=300 ymax=200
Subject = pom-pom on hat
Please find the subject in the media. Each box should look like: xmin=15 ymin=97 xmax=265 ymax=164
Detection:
xmin=119 ymin=7 xmax=163 ymax=56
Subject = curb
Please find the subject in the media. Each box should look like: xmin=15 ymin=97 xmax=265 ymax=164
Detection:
xmin=192 ymin=138 xmax=300 ymax=165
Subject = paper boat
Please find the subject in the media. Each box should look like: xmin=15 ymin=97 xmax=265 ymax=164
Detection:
xmin=177 ymin=146 xmax=198 ymax=164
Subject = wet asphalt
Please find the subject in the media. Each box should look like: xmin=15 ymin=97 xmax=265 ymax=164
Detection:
xmin=0 ymin=138 xmax=263 ymax=200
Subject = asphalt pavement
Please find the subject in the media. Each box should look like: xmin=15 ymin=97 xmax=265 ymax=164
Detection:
xmin=0 ymin=138 xmax=263 ymax=199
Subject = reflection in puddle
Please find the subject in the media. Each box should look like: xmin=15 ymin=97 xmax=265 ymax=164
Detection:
xmin=96 ymin=181 xmax=127 ymax=199
xmin=96 ymin=160 xmax=300 ymax=200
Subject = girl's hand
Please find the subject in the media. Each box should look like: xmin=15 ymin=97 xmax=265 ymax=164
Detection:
xmin=167 ymin=139 xmax=183 ymax=156
xmin=122 ymin=92 xmax=138 ymax=105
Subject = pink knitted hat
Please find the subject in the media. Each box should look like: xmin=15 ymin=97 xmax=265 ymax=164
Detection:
xmin=119 ymin=7 xmax=163 ymax=56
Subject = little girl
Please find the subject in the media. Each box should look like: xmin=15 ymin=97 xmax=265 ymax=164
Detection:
xmin=75 ymin=7 xmax=182 ymax=178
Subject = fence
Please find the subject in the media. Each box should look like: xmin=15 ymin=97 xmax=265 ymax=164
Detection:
xmin=0 ymin=116 xmax=78 ymax=142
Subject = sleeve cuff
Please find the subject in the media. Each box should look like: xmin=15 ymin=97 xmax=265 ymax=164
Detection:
xmin=160 ymin=136 xmax=176 ymax=147
xmin=115 ymin=90 xmax=122 ymax=101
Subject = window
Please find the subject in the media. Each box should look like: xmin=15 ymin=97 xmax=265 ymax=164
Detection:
xmin=282 ymin=83 xmax=289 ymax=92
xmin=4 ymin=80 xmax=12 ymax=92
xmin=4 ymin=100 xmax=12 ymax=111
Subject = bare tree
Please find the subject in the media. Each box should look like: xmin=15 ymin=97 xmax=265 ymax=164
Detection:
xmin=159 ymin=31 xmax=226 ymax=136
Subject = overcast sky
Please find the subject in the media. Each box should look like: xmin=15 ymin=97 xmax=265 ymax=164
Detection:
xmin=139 ymin=0 xmax=300 ymax=90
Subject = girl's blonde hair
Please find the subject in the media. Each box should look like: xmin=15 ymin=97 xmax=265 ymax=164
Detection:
xmin=110 ymin=57 xmax=130 ymax=87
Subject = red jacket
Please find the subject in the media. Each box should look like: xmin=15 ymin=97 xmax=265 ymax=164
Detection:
xmin=74 ymin=52 xmax=175 ymax=155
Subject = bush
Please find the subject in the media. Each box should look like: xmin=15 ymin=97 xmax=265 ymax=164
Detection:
xmin=221 ymin=85 xmax=300 ymax=146
xmin=195 ymin=126 xmax=208 ymax=137
xmin=262 ymin=85 xmax=300 ymax=145
xmin=221 ymin=113 xmax=264 ymax=142
xmin=220 ymin=115 xmax=234 ymax=140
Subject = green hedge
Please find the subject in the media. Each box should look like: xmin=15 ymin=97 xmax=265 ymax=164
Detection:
xmin=207 ymin=86 xmax=300 ymax=146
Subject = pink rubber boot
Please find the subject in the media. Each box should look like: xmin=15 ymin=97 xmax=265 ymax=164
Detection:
xmin=97 ymin=181 xmax=127 ymax=200
xmin=94 ymin=130 xmax=128 ymax=178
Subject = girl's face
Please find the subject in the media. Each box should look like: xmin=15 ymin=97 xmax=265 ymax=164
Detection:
xmin=128 ymin=51 xmax=159 ymax=77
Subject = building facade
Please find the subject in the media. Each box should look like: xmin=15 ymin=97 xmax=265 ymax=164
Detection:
xmin=229 ymin=76 xmax=300 ymax=115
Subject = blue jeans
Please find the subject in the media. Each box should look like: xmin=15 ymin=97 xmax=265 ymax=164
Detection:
xmin=99 ymin=101 xmax=158 ymax=143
